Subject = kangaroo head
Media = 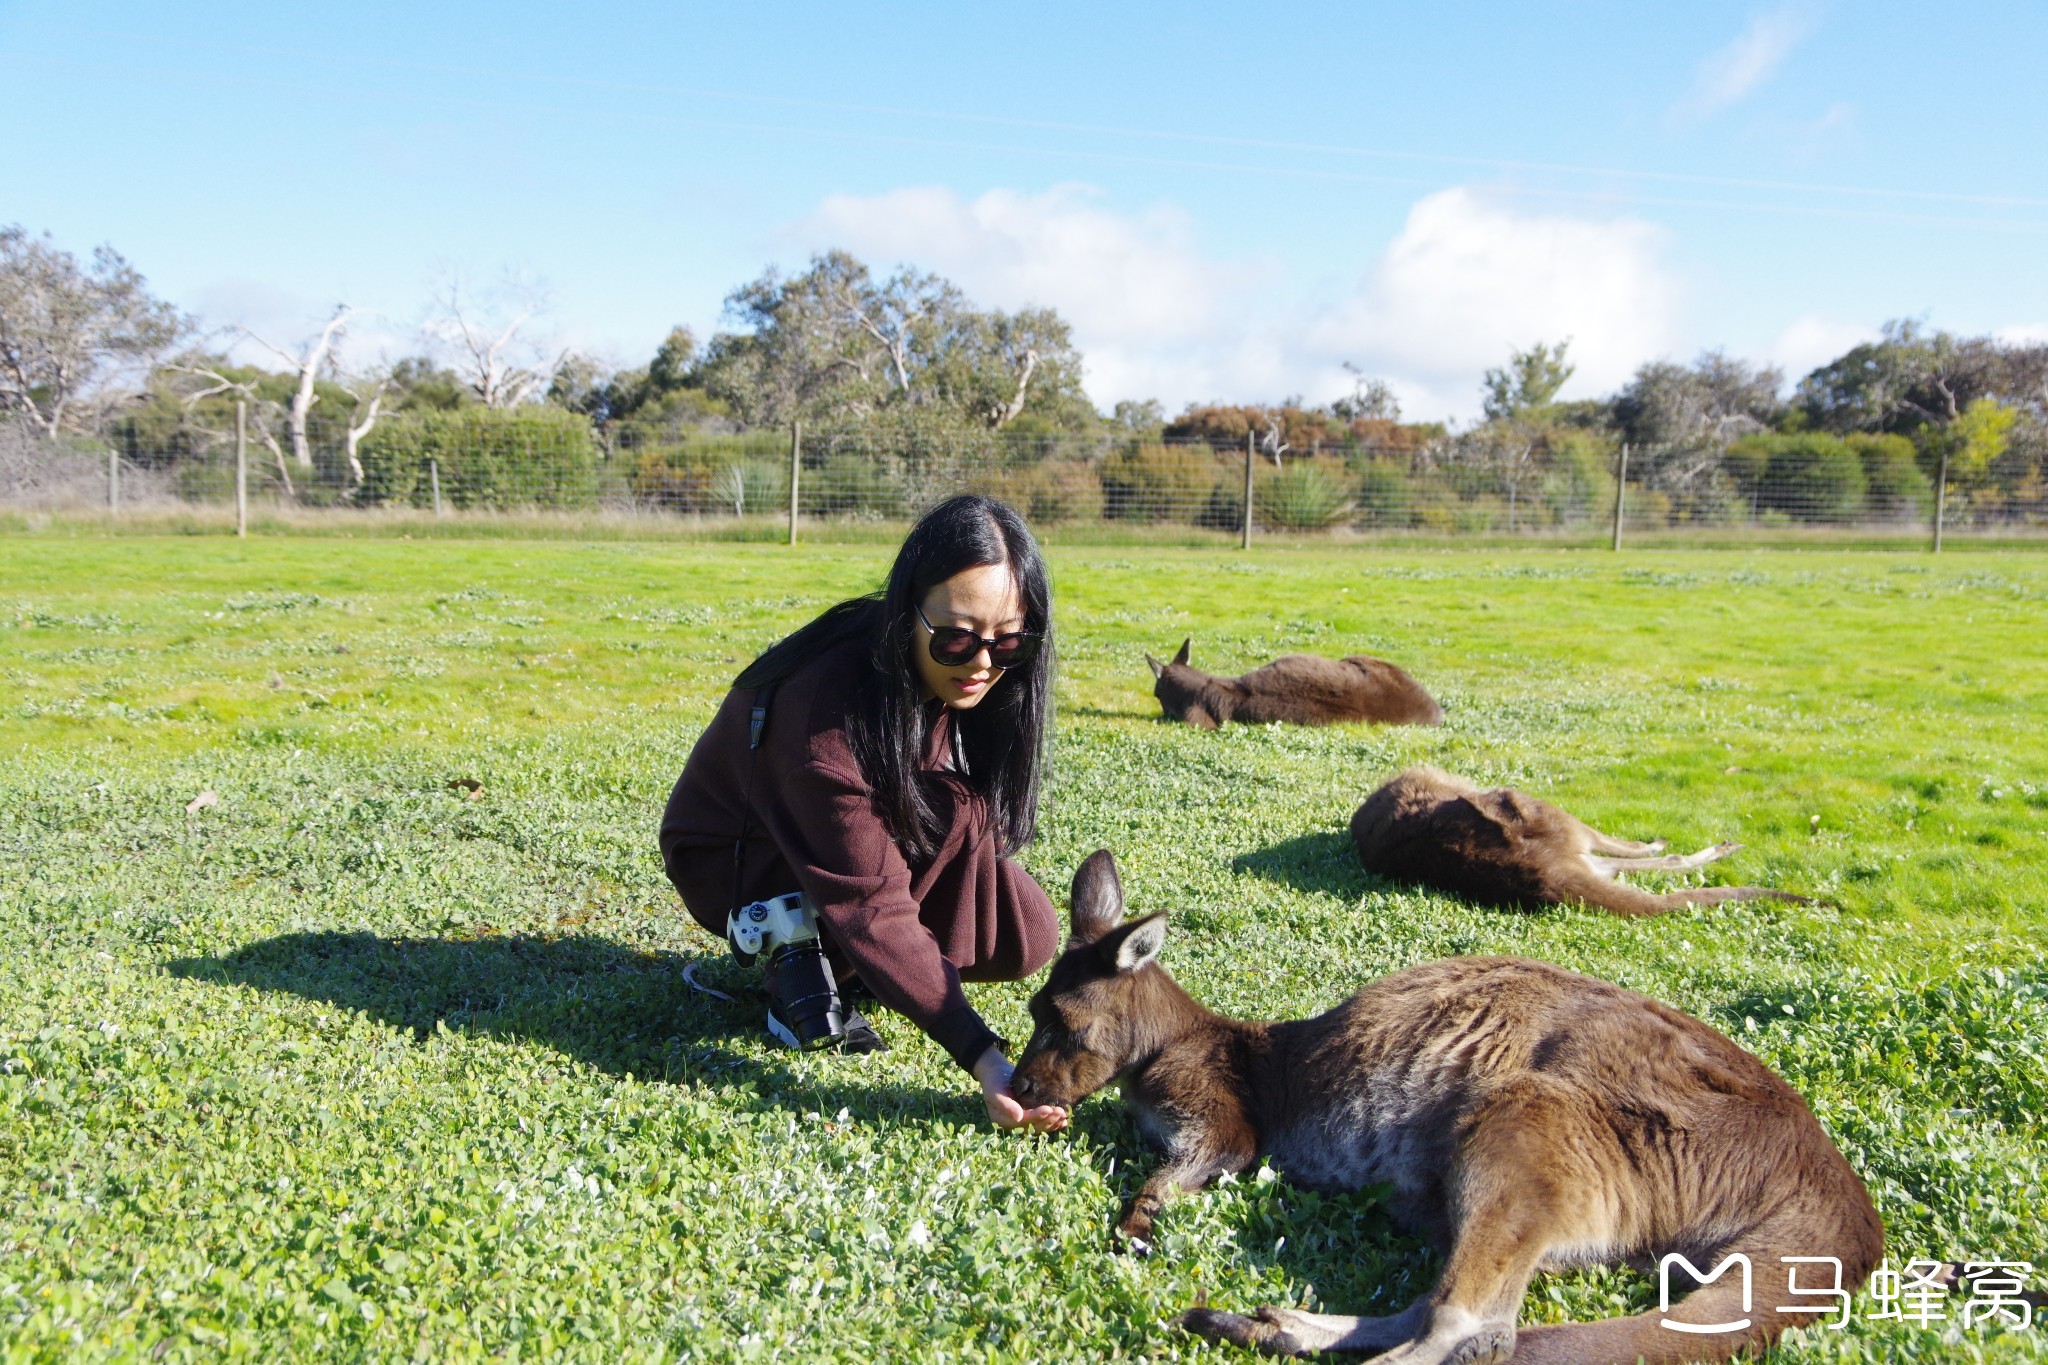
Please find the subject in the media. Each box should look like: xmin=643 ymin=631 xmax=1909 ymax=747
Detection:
xmin=1145 ymin=638 xmax=1217 ymax=728
xmin=1009 ymin=849 xmax=1177 ymax=1110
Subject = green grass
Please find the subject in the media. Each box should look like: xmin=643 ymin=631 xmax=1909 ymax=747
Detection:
xmin=2 ymin=537 xmax=2045 ymax=1362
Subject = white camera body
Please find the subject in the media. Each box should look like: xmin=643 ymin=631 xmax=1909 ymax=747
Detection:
xmin=726 ymin=892 xmax=816 ymax=963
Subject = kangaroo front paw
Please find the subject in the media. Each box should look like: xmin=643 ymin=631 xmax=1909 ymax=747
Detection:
xmin=1176 ymin=1307 xmax=1306 ymax=1356
xmin=1113 ymin=1211 xmax=1155 ymax=1256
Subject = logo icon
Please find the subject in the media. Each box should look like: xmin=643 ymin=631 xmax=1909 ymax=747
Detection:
xmin=1659 ymin=1253 xmax=1753 ymax=1334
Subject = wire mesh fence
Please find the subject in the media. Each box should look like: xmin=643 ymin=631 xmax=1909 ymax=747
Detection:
xmin=5 ymin=413 xmax=2044 ymax=546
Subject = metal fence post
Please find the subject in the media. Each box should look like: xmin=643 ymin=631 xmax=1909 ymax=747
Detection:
xmin=107 ymin=448 xmax=119 ymax=514
xmin=788 ymin=421 xmax=801 ymax=547
xmin=429 ymin=457 xmax=444 ymax=517
xmin=1932 ymin=449 xmax=1949 ymax=553
xmin=1241 ymin=431 xmax=1254 ymax=550
xmin=1611 ymin=442 xmax=1629 ymax=551
xmin=235 ymin=400 xmax=248 ymax=538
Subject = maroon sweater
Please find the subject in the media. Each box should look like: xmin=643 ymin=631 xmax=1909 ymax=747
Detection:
xmin=659 ymin=639 xmax=1053 ymax=1072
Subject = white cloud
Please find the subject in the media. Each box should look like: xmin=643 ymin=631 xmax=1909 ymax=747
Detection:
xmin=1768 ymin=316 xmax=1876 ymax=382
xmin=1675 ymin=9 xmax=1813 ymax=122
xmin=798 ymin=184 xmax=1279 ymax=406
xmin=794 ymin=184 xmax=1683 ymax=422
xmin=807 ymin=184 xmax=1264 ymax=343
xmin=1305 ymin=188 xmax=1680 ymax=419
xmin=1995 ymin=323 xmax=2048 ymax=346
xmin=1788 ymin=100 xmax=1858 ymax=162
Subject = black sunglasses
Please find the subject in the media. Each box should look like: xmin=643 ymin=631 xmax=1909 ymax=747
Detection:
xmin=915 ymin=603 xmax=1042 ymax=669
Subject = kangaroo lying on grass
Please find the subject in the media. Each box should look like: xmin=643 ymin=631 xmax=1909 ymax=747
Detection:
xmin=1008 ymin=849 xmax=1885 ymax=1363
xmin=1351 ymin=766 xmax=1810 ymax=918
xmin=1146 ymin=639 xmax=1444 ymax=729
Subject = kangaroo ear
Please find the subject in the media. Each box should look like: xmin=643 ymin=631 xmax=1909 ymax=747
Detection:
xmin=1145 ymin=652 xmax=1165 ymax=680
xmin=1173 ymin=637 xmax=1191 ymax=667
xmin=1068 ymin=848 xmax=1125 ymax=945
xmin=1096 ymin=913 xmax=1167 ymax=973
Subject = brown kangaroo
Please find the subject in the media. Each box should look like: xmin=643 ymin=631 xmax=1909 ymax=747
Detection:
xmin=1147 ymin=639 xmax=1443 ymax=730
xmin=1351 ymin=766 xmax=1810 ymax=918
xmin=1008 ymin=849 xmax=1885 ymax=1363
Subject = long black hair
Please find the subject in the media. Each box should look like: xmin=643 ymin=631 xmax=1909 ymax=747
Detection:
xmin=734 ymin=494 xmax=1054 ymax=860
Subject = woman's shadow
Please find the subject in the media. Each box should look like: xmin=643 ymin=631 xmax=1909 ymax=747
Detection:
xmin=163 ymin=931 xmax=1019 ymax=1130
xmin=166 ymin=932 xmax=1162 ymax=1141
xmin=167 ymin=931 xmax=759 ymax=1078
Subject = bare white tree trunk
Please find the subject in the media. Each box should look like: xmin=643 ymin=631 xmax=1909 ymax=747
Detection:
xmin=258 ymin=427 xmax=295 ymax=500
xmin=341 ymin=380 xmax=386 ymax=489
xmin=990 ymin=348 xmax=1040 ymax=429
xmin=166 ymin=360 xmax=299 ymax=503
xmin=244 ymin=305 xmax=354 ymax=470
xmin=427 ymin=277 xmax=553 ymax=407
xmin=1261 ymin=416 xmax=1290 ymax=468
xmin=845 ymin=300 xmax=919 ymax=396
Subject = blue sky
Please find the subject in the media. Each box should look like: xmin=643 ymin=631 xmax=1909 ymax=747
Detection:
xmin=3 ymin=1 xmax=2044 ymax=421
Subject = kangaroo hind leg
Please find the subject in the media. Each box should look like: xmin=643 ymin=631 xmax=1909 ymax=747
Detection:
xmin=1366 ymin=1083 xmax=1609 ymax=1364
xmin=1584 ymin=841 xmax=1740 ymax=877
xmin=1574 ymin=818 xmax=1668 ymax=857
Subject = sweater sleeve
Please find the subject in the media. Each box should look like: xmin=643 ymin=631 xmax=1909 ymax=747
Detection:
xmin=755 ymin=753 xmax=1002 ymax=1075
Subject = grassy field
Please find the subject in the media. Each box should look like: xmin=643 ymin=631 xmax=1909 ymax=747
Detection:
xmin=2 ymin=536 xmax=2044 ymax=1363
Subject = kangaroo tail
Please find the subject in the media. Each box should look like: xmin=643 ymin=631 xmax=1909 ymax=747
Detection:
xmin=1509 ymin=1250 xmax=1826 ymax=1364
xmin=1512 ymin=1200 xmax=1884 ymax=1364
xmin=1507 ymin=1281 xmax=1764 ymax=1365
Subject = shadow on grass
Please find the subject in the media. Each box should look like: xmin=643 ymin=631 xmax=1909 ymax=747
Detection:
xmin=163 ymin=930 xmax=1119 ymax=1136
xmin=167 ymin=931 xmax=764 ymax=1080
xmin=1058 ymin=703 xmax=1159 ymax=721
xmin=1230 ymin=830 xmax=1377 ymax=900
xmin=168 ymin=937 xmax=1453 ymax=1308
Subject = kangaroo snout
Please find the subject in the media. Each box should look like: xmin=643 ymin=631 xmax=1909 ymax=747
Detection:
xmin=1007 ymin=1065 xmax=1045 ymax=1104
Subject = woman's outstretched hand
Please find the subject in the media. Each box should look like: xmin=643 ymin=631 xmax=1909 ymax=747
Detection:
xmin=974 ymin=1046 xmax=1068 ymax=1133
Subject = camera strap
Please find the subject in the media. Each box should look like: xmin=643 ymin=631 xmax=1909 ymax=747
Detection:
xmin=729 ymin=683 xmax=777 ymax=920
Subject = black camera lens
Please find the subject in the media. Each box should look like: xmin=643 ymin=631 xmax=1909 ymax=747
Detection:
xmin=766 ymin=939 xmax=846 ymax=1049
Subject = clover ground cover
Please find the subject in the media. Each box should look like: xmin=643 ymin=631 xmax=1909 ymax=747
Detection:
xmin=2 ymin=538 xmax=2044 ymax=1361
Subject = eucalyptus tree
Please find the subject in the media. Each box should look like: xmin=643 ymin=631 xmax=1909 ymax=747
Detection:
xmin=0 ymin=225 xmax=188 ymax=436
xmin=697 ymin=250 xmax=1086 ymax=432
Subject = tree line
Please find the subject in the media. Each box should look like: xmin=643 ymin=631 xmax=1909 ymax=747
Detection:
xmin=3 ymin=222 xmax=2044 ymax=527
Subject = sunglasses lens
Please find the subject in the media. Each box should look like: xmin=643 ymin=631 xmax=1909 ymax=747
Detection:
xmin=988 ymin=635 xmax=1039 ymax=668
xmin=930 ymin=630 xmax=982 ymax=666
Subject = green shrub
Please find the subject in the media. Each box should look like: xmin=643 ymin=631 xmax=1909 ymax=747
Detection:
xmin=1352 ymin=461 xmax=1418 ymax=528
xmin=801 ymin=454 xmax=906 ymax=519
xmin=1851 ymin=433 xmax=1932 ymax=520
xmin=1539 ymin=433 xmax=1610 ymax=525
xmin=987 ymin=459 xmax=1103 ymax=524
xmin=621 ymin=433 xmax=790 ymax=515
xmin=358 ymin=409 xmax=599 ymax=509
xmin=1255 ymin=460 xmax=1352 ymax=531
xmin=173 ymin=460 xmax=234 ymax=504
xmin=1729 ymin=433 xmax=1869 ymax=524
xmin=1101 ymin=443 xmax=1222 ymax=523
xmin=625 ymin=450 xmax=714 ymax=512
xmin=711 ymin=457 xmax=788 ymax=517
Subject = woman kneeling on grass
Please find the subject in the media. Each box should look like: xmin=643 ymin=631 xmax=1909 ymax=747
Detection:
xmin=659 ymin=494 xmax=1070 ymax=1133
